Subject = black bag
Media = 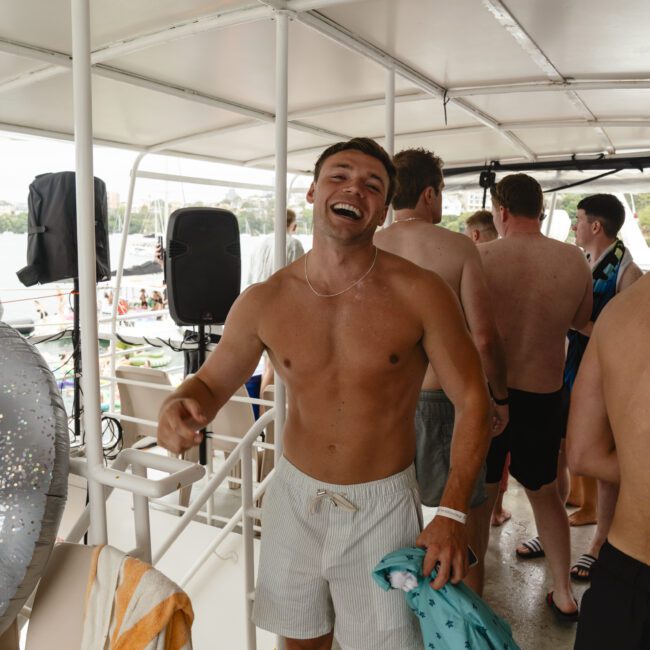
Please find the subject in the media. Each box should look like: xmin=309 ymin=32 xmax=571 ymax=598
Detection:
xmin=17 ymin=172 xmax=111 ymax=286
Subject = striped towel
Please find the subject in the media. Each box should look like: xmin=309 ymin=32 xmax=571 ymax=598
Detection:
xmin=81 ymin=545 xmax=193 ymax=650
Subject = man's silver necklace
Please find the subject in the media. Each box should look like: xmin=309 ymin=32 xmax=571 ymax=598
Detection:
xmin=304 ymin=247 xmax=379 ymax=298
xmin=393 ymin=217 xmax=427 ymax=223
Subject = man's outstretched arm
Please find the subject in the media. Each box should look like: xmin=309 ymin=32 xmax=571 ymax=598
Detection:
xmin=157 ymin=286 xmax=266 ymax=455
xmin=415 ymin=272 xmax=491 ymax=589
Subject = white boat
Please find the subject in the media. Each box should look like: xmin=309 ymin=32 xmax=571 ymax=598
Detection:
xmin=1 ymin=2 xmax=650 ymax=649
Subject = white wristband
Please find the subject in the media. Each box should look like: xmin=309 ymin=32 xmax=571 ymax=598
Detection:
xmin=435 ymin=506 xmax=467 ymax=525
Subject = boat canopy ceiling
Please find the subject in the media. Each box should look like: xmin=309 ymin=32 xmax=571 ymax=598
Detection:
xmin=2 ymin=0 xmax=650 ymax=185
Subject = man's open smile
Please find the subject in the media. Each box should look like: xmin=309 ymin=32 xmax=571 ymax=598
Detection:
xmin=331 ymin=202 xmax=362 ymax=220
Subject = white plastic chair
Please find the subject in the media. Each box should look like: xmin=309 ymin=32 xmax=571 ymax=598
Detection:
xmin=183 ymin=385 xmax=257 ymax=493
xmin=115 ymin=364 xmax=172 ymax=449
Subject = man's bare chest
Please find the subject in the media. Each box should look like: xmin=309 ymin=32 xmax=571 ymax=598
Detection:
xmin=258 ymin=294 xmax=425 ymax=379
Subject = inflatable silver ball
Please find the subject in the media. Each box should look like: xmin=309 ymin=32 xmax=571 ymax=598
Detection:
xmin=0 ymin=322 xmax=69 ymax=635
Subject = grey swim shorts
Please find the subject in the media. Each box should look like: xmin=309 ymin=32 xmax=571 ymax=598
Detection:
xmin=415 ymin=389 xmax=487 ymax=508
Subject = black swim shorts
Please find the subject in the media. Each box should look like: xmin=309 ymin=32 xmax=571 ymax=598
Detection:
xmin=575 ymin=541 xmax=650 ymax=649
xmin=485 ymin=387 xmax=563 ymax=491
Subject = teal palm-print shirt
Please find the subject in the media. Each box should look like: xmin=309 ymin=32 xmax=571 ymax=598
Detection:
xmin=373 ymin=547 xmax=520 ymax=650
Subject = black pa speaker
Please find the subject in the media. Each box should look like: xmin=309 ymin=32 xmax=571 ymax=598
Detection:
xmin=16 ymin=172 xmax=110 ymax=286
xmin=165 ymin=207 xmax=241 ymax=326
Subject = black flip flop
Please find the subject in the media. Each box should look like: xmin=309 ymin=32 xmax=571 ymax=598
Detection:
xmin=546 ymin=592 xmax=579 ymax=623
xmin=515 ymin=536 xmax=545 ymax=559
xmin=571 ymin=553 xmax=597 ymax=582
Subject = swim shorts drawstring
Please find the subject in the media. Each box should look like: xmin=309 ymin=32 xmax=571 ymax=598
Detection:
xmin=309 ymin=489 xmax=358 ymax=514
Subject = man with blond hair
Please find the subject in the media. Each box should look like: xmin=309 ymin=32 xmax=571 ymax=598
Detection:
xmin=464 ymin=209 xmax=498 ymax=243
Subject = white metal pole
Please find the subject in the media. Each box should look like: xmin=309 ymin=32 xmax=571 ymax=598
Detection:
xmin=108 ymin=152 xmax=146 ymax=409
xmin=71 ymin=0 xmax=107 ymax=544
xmin=132 ymin=462 xmax=152 ymax=564
xmin=274 ymin=10 xmax=289 ymax=465
xmin=385 ymin=69 xmax=395 ymax=225
xmin=274 ymin=14 xmax=289 ymax=650
xmin=544 ymin=191 xmax=558 ymax=237
xmin=241 ymin=444 xmax=257 ymax=650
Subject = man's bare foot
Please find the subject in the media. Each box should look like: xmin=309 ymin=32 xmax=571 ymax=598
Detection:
xmin=491 ymin=508 xmax=512 ymax=527
xmin=568 ymin=508 xmax=597 ymax=526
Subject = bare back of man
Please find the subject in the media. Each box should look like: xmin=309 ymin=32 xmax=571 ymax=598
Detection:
xmin=569 ymin=271 xmax=650 ymax=562
xmin=568 ymin=272 xmax=650 ymax=648
xmin=376 ymin=222 xmax=500 ymax=389
xmin=479 ymin=233 xmax=592 ymax=392
xmin=478 ymin=174 xmax=592 ymax=620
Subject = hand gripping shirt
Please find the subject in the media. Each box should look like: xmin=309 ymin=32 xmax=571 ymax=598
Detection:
xmin=372 ymin=547 xmax=520 ymax=650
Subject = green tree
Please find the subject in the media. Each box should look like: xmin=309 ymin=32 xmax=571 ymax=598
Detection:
xmin=0 ymin=211 xmax=28 ymax=233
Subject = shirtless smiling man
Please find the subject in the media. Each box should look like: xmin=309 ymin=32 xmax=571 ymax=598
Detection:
xmin=374 ymin=148 xmax=508 ymax=595
xmin=567 ymin=272 xmax=650 ymax=649
xmin=157 ymin=138 xmax=490 ymax=650
xmin=478 ymin=173 xmax=592 ymax=621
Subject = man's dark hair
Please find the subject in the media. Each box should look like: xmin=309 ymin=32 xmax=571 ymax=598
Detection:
xmin=577 ymin=194 xmax=625 ymax=238
xmin=391 ymin=148 xmax=444 ymax=210
xmin=490 ymin=173 xmax=543 ymax=219
xmin=313 ymin=138 xmax=396 ymax=205
xmin=465 ymin=209 xmax=497 ymax=235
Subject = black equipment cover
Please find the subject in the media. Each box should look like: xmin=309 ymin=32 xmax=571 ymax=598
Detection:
xmin=17 ymin=172 xmax=110 ymax=286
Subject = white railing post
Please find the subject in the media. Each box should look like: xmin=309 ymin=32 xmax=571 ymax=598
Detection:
xmin=132 ymin=461 xmax=153 ymax=564
xmin=385 ymin=68 xmax=395 ymax=225
xmin=108 ymin=151 xmax=146 ymax=409
xmin=71 ymin=0 xmax=107 ymax=544
xmin=241 ymin=443 xmax=257 ymax=650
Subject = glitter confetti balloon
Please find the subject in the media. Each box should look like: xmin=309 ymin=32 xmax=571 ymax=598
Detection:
xmin=0 ymin=322 xmax=69 ymax=635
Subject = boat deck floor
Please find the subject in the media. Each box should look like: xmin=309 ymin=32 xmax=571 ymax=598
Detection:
xmin=42 ymin=468 xmax=593 ymax=649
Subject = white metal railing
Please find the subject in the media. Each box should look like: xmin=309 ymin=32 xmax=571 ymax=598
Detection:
xmin=66 ymin=403 xmax=276 ymax=650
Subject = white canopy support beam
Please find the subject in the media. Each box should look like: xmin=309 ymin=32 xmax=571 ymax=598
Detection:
xmin=94 ymin=65 xmax=350 ymax=141
xmin=135 ymin=170 xmax=306 ymax=193
xmin=70 ymin=0 xmax=107 ymax=545
xmin=296 ymin=10 xmax=536 ymax=160
xmin=0 ymin=37 xmax=349 ymax=143
xmin=481 ymin=0 xmax=615 ymax=154
xmin=246 ymin=117 xmax=650 ymax=167
xmin=448 ymin=78 xmax=650 ymax=98
xmin=0 ymin=0 xmax=364 ymax=92
xmin=289 ymin=90 xmax=426 ymax=119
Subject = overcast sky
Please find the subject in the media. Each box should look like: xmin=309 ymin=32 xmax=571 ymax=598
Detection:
xmin=0 ymin=131 xmax=309 ymax=207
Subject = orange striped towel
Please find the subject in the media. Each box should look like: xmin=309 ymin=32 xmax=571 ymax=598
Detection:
xmin=81 ymin=545 xmax=194 ymax=650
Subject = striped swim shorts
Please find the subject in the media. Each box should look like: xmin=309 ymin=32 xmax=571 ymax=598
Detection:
xmin=252 ymin=456 xmax=424 ymax=650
